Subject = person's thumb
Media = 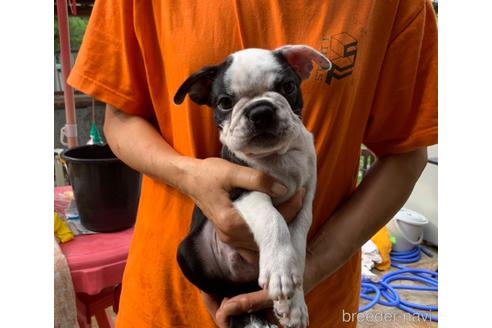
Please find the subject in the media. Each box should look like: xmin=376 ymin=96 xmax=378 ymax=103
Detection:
xmin=227 ymin=166 xmax=287 ymax=197
xmin=216 ymin=290 xmax=272 ymax=326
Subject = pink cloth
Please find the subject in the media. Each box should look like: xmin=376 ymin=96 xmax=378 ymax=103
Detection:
xmin=55 ymin=185 xmax=134 ymax=295
xmin=60 ymin=228 xmax=133 ymax=295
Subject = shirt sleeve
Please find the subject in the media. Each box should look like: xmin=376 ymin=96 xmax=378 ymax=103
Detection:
xmin=67 ymin=0 xmax=153 ymax=117
xmin=363 ymin=0 xmax=438 ymax=157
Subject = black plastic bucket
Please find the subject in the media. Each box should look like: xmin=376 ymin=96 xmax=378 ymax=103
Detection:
xmin=61 ymin=144 xmax=141 ymax=232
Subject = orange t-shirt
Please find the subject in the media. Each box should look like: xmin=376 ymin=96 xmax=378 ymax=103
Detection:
xmin=68 ymin=0 xmax=437 ymax=327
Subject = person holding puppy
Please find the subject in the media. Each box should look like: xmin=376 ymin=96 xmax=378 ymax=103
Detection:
xmin=68 ymin=0 xmax=437 ymax=327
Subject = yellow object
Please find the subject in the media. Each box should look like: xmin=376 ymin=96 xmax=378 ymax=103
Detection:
xmin=371 ymin=226 xmax=392 ymax=271
xmin=54 ymin=212 xmax=74 ymax=243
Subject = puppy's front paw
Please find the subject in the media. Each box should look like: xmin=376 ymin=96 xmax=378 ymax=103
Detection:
xmin=258 ymin=246 xmax=301 ymax=300
xmin=274 ymin=290 xmax=308 ymax=328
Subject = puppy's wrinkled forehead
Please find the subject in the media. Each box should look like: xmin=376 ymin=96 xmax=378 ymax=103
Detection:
xmin=225 ymin=49 xmax=283 ymax=96
xmin=173 ymin=45 xmax=331 ymax=108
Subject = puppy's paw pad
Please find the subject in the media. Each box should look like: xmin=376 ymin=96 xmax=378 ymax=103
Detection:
xmin=276 ymin=291 xmax=308 ymax=328
xmin=273 ymin=298 xmax=291 ymax=316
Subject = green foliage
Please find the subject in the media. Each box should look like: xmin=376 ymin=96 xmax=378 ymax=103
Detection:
xmin=54 ymin=16 xmax=89 ymax=53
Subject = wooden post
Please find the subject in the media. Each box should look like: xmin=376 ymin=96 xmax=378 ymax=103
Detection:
xmin=56 ymin=0 xmax=78 ymax=148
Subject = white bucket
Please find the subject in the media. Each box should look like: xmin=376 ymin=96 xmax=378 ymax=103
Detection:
xmin=387 ymin=208 xmax=429 ymax=252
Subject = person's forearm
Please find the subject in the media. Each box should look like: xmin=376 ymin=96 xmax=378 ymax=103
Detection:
xmin=103 ymin=104 xmax=197 ymax=190
xmin=304 ymin=147 xmax=428 ymax=293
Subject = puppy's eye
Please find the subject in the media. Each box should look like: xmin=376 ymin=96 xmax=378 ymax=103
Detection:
xmin=218 ymin=96 xmax=233 ymax=111
xmin=281 ymin=81 xmax=296 ymax=95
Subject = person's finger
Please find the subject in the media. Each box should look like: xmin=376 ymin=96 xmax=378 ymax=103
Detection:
xmin=215 ymin=226 xmax=258 ymax=253
xmin=211 ymin=204 xmax=241 ymax=233
xmin=194 ymin=189 xmax=231 ymax=224
xmin=201 ymin=292 xmax=229 ymax=327
xmin=228 ymin=289 xmax=273 ymax=311
xmin=212 ymin=207 xmax=250 ymax=240
xmin=202 ymin=192 xmax=259 ymax=252
xmin=216 ymin=298 xmax=240 ymax=328
xmin=277 ymin=188 xmax=305 ymax=223
xmin=216 ymin=290 xmax=272 ymax=326
xmin=226 ymin=165 xmax=287 ymax=197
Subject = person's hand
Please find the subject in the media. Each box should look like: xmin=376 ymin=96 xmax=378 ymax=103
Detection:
xmin=202 ymin=290 xmax=276 ymax=328
xmin=204 ymin=259 xmax=318 ymax=328
xmin=181 ymin=157 xmax=305 ymax=262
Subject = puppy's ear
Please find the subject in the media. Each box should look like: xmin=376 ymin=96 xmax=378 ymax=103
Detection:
xmin=173 ymin=65 xmax=219 ymax=105
xmin=274 ymin=45 xmax=332 ymax=80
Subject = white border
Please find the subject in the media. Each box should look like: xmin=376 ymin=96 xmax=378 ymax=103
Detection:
xmin=440 ymin=0 xmax=492 ymax=326
xmin=0 ymin=1 xmax=53 ymax=326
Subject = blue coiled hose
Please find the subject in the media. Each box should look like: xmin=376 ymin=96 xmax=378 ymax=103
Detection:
xmin=359 ymin=282 xmax=381 ymax=312
xmin=389 ymin=245 xmax=434 ymax=264
xmin=359 ymin=246 xmax=438 ymax=322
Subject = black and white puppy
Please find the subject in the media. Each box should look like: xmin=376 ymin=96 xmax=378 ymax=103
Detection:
xmin=174 ymin=45 xmax=331 ymax=328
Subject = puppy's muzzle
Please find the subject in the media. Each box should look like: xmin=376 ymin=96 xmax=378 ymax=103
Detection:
xmin=245 ymin=101 xmax=277 ymax=132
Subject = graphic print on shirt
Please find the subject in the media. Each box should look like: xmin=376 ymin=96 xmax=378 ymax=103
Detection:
xmin=316 ymin=32 xmax=358 ymax=85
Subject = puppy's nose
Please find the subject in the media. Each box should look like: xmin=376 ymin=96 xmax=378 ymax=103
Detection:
xmin=246 ymin=104 xmax=275 ymax=131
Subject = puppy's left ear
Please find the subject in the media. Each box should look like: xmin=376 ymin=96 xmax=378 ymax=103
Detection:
xmin=173 ymin=65 xmax=219 ymax=106
xmin=274 ymin=45 xmax=332 ymax=80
